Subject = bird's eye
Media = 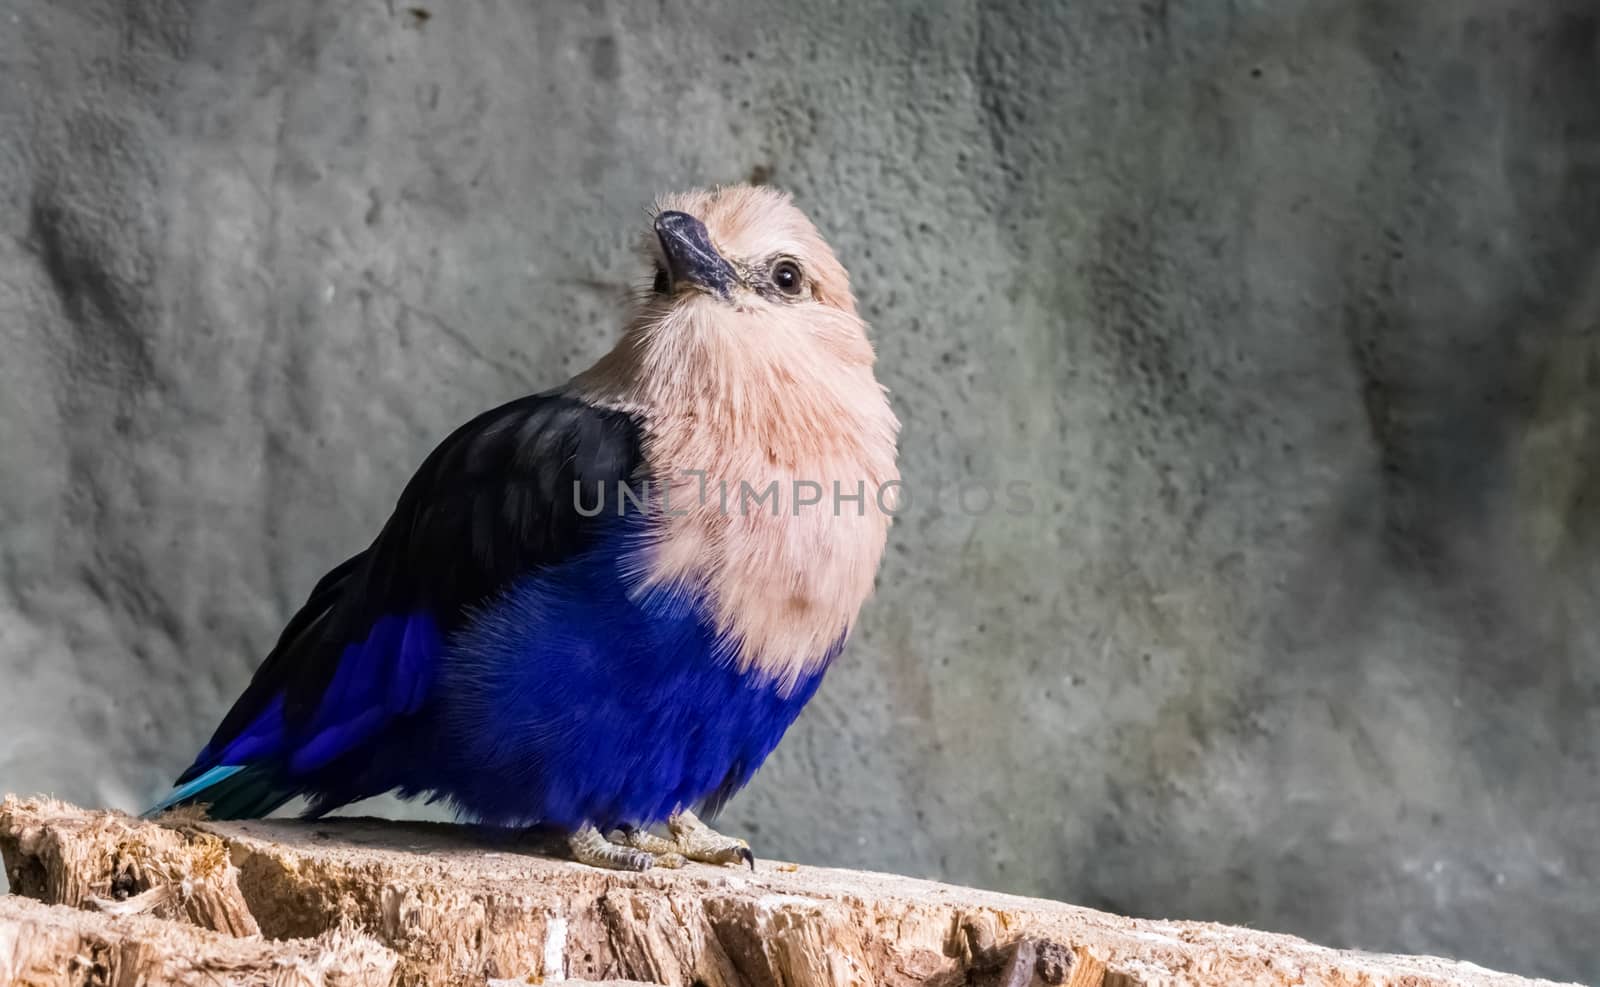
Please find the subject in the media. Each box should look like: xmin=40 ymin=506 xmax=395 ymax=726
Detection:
xmin=652 ymin=264 xmax=669 ymax=295
xmin=771 ymin=259 xmax=804 ymax=296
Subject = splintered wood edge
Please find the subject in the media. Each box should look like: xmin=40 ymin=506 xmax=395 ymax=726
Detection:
xmin=0 ymin=795 xmax=260 ymax=938
xmin=0 ymin=894 xmax=399 ymax=987
xmin=0 ymin=796 xmax=1578 ymax=987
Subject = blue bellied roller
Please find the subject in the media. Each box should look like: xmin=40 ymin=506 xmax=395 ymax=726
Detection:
xmin=148 ymin=185 xmax=901 ymax=870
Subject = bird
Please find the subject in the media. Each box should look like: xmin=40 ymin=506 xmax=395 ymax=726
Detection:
xmin=146 ymin=184 xmax=901 ymax=871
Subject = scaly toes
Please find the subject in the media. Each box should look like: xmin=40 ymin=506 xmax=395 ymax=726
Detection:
xmin=669 ymin=810 xmax=757 ymax=870
xmin=678 ymin=831 xmax=753 ymax=868
xmin=650 ymin=851 xmax=688 ymax=869
xmin=696 ymin=841 xmax=754 ymax=869
xmin=619 ymin=826 xmax=678 ymax=856
xmin=617 ymin=828 xmax=687 ymax=868
xmin=584 ymin=814 xmax=756 ymax=870
xmin=567 ymin=825 xmax=657 ymax=872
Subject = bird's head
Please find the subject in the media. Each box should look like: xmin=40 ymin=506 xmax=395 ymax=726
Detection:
xmin=577 ymin=183 xmax=894 ymax=462
xmin=605 ymin=185 xmax=877 ymax=394
xmin=644 ymin=186 xmax=855 ymax=313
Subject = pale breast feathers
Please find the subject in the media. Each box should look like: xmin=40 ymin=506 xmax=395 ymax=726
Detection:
xmin=572 ymin=184 xmax=900 ymax=691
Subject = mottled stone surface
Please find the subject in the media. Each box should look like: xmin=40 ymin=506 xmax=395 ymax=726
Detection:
xmin=1 ymin=2 xmax=1596 ymax=982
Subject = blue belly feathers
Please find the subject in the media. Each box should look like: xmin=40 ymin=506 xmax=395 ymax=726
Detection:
xmin=433 ymin=531 xmax=832 ymax=829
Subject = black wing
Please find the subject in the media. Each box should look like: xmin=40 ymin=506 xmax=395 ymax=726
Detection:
xmin=182 ymin=392 xmax=643 ymax=782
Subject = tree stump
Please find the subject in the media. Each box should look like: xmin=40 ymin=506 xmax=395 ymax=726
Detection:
xmin=0 ymin=797 xmax=1575 ymax=987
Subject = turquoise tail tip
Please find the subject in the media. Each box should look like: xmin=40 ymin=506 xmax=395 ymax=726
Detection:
xmin=141 ymin=765 xmax=245 ymax=819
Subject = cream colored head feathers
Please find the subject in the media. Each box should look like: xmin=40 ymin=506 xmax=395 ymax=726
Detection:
xmin=573 ymin=185 xmax=900 ymax=691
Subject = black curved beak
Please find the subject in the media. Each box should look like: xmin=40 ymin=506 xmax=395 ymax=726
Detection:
xmin=654 ymin=211 xmax=737 ymax=300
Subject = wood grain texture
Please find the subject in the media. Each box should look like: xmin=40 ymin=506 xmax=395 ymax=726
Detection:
xmin=1 ymin=798 xmax=1578 ymax=987
xmin=0 ymin=894 xmax=397 ymax=987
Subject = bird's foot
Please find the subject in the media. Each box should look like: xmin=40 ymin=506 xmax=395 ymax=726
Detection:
xmin=666 ymin=809 xmax=755 ymax=869
xmin=616 ymin=827 xmax=689 ymax=868
xmin=566 ymin=812 xmax=754 ymax=871
xmin=567 ymin=824 xmax=683 ymax=871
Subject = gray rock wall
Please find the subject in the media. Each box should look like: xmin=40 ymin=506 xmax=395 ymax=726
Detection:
xmin=1 ymin=1 xmax=1595 ymax=981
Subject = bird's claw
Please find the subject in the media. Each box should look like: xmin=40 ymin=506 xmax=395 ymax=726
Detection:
xmin=668 ymin=809 xmax=756 ymax=869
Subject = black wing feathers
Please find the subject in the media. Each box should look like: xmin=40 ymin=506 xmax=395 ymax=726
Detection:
xmin=196 ymin=393 xmax=644 ymax=758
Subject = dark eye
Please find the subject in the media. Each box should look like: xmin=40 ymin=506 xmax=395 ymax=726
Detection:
xmin=652 ymin=264 xmax=670 ymax=295
xmin=772 ymin=259 xmax=804 ymax=296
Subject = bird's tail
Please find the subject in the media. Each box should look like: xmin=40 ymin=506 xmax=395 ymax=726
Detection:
xmin=141 ymin=764 xmax=295 ymax=821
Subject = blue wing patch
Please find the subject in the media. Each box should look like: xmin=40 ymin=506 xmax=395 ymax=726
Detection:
xmin=159 ymin=611 xmax=441 ymax=809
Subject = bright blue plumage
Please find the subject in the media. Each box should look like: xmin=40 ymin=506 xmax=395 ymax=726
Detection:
xmin=152 ymin=510 xmax=832 ymax=832
xmin=433 ymin=526 xmax=833 ymax=829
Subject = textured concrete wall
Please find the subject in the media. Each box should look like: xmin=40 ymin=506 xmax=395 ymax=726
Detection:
xmin=1 ymin=1 xmax=1596 ymax=981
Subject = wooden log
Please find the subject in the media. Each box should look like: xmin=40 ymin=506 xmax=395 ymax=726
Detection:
xmin=0 ymin=797 xmax=1577 ymax=987
xmin=0 ymin=894 xmax=398 ymax=987
xmin=1 ymin=797 xmax=258 ymax=937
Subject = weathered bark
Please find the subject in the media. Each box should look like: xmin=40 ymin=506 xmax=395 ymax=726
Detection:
xmin=0 ymin=798 xmax=1576 ymax=987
